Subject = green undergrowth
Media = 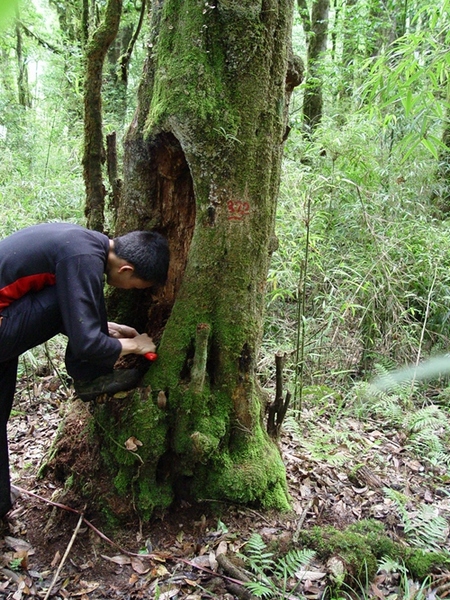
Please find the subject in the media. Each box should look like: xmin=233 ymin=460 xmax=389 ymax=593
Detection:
xmin=238 ymin=521 xmax=450 ymax=600
xmin=296 ymin=520 xmax=450 ymax=582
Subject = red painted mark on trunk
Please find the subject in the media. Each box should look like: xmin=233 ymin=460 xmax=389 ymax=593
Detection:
xmin=227 ymin=200 xmax=250 ymax=221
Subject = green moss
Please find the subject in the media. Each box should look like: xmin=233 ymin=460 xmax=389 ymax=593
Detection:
xmin=405 ymin=549 xmax=450 ymax=579
xmin=191 ymin=425 xmax=290 ymax=511
xmin=113 ymin=468 xmax=130 ymax=496
xmin=145 ymin=0 xmax=236 ymax=136
xmin=296 ymin=522 xmax=450 ymax=583
xmin=136 ymin=478 xmax=174 ymax=521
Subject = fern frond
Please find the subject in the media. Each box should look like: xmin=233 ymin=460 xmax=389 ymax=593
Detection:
xmin=377 ymin=555 xmax=408 ymax=575
xmin=243 ymin=580 xmax=274 ymax=599
xmin=275 ymin=548 xmax=316 ymax=580
xmin=428 ymin=451 xmax=450 ymax=470
xmin=403 ymin=504 xmax=449 ymax=550
xmin=406 ymin=429 xmax=444 ymax=456
xmin=242 ymin=534 xmax=275 ymax=573
xmin=372 ymin=362 xmax=418 ymax=398
xmin=404 ymin=405 xmax=449 ymax=433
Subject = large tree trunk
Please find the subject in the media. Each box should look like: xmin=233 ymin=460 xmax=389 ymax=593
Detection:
xmin=92 ymin=0 xmax=298 ymax=520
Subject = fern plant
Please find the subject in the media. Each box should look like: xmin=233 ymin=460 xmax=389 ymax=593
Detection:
xmin=404 ymin=405 xmax=450 ymax=475
xmin=240 ymin=533 xmax=316 ymax=599
xmin=384 ymin=488 xmax=449 ymax=550
xmin=377 ymin=557 xmax=432 ymax=600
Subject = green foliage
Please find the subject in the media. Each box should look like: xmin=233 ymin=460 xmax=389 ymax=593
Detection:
xmin=385 ymin=488 xmax=450 ymax=550
xmin=0 ymin=4 xmax=85 ymax=237
xmin=240 ymin=533 xmax=315 ymax=599
xmin=0 ymin=0 xmax=17 ymax=30
xmin=265 ymin=100 xmax=450 ymax=402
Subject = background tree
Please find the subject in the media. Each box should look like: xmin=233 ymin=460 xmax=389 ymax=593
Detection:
xmin=83 ymin=0 xmax=122 ymax=232
xmin=297 ymin=0 xmax=329 ymax=132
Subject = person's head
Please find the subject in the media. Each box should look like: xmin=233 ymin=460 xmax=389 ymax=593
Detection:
xmin=106 ymin=230 xmax=169 ymax=290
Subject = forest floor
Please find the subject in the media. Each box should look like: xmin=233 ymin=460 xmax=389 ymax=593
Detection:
xmin=1 ymin=366 xmax=450 ymax=600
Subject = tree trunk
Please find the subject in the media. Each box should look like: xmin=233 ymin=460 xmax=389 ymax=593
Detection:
xmin=300 ymin=0 xmax=329 ymax=133
xmin=15 ymin=8 xmax=31 ymax=109
xmin=83 ymin=0 xmax=122 ymax=232
xmin=93 ymin=0 xmax=298 ymax=520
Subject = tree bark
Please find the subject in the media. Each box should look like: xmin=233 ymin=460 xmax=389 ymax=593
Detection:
xmin=300 ymin=0 xmax=329 ymax=133
xmin=83 ymin=0 xmax=122 ymax=232
xmin=91 ymin=0 xmax=299 ymax=520
xmin=15 ymin=7 xmax=31 ymax=109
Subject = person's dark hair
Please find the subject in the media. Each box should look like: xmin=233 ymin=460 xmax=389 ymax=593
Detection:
xmin=113 ymin=230 xmax=170 ymax=285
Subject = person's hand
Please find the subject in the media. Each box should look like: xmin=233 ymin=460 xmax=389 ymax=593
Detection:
xmin=108 ymin=321 xmax=139 ymax=339
xmin=119 ymin=333 xmax=156 ymax=356
xmin=132 ymin=333 xmax=157 ymax=354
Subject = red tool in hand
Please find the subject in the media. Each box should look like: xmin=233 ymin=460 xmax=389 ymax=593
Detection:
xmin=145 ymin=352 xmax=158 ymax=361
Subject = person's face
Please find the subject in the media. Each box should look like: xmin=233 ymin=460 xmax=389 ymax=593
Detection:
xmin=107 ymin=265 xmax=153 ymax=290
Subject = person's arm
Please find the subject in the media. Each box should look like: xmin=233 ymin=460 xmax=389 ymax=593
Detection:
xmin=56 ymin=255 xmax=122 ymax=368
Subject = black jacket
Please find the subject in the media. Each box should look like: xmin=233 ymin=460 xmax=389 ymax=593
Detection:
xmin=0 ymin=223 xmax=121 ymax=368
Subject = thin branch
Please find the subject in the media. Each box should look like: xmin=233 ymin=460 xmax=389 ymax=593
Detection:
xmin=118 ymin=0 xmax=146 ymax=84
xmin=18 ymin=21 xmax=62 ymax=54
xmin=43 ymin=510 xmax=85 ymax=600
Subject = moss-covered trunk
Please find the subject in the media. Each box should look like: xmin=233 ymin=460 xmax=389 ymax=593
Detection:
xmin=83 ymin=0 xmax=122 ymax=232
xmin=96 ymin=0 xmax=297 ymax=519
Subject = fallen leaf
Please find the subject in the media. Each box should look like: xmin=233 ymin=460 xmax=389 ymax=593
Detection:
xmin=70 ymin=582 xmax=100 ymax=596
xmin=215 ymin=541 xmax=227 ymax=556
xmin=370 ymin=582 xmax=386 ymax=599
xmin=4 ymin=537 xmax=33 ymax=553
xmin=296 ymin=570 xmax=327 ymax=581
xmin=13 ymin=550 xmax=29 ymax=570
xmin=150 ymin=564 xmax=169 ymax=578
xmin=101 ymin=554 xmax=131 ymax=565
xmin=131 ymin=557 xmax=149 ymax=574
xmin=208 ymin=551 xmax=218 ymax=571
xmin=125 ymin=437 xmax=143 ymax=451
xmin=191 ymin=555 xmax=211 ymax=569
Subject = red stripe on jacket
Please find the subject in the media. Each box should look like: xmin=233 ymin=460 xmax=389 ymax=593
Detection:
xmin=0 ymin=273 xmax=56 ymax=311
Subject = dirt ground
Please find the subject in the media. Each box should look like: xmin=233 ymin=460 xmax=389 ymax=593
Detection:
xmin=1 ymin=367 xmax=450 ymax=599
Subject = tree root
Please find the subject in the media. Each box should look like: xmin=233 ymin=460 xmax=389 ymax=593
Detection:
xmin=216 ymin=554 xmax=259 ymax=600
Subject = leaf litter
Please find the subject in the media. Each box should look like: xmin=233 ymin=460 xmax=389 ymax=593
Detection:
xmin=1 ymin=359 xmax=450 ymax=599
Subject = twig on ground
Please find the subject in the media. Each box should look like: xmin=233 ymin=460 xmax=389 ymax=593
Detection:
xmin=216 ymin=554 xmax=259 ymax=600
xmin=216 ymin=553 xmax=251 ymax=583
xmin=293 ymin=498 xmax=314 ymax=543
xmin=11 ymin=485 xmax=159 ymax=559
xmin=43 ymin=510 xmax=84 ymax=600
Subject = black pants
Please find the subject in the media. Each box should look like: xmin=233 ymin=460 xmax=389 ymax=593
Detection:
xmin=0 ymin=287 xmax=110 ymax=517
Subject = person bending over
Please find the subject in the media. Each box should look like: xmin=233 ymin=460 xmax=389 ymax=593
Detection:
xmin=0 ymin=222 xmax=170 ymax=519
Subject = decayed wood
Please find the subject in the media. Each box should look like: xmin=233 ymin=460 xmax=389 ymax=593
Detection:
xmin=267 ymin=351 xmax=291 ymax=438
xmin=349 ymin=465 xmax=384 ymax=489
xmin=216 ymin=554 xmax=259 ymax=600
